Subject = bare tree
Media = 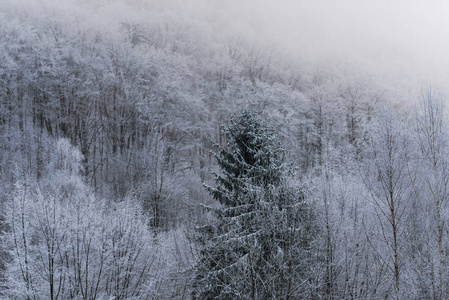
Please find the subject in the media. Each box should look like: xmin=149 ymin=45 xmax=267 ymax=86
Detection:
xmin=412 ymin=89 xmax=449 ymax=299
xmin=363 ymin=110 xmax=411 ymax=299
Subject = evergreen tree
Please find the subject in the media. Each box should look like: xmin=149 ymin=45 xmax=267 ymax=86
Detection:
xmin=209 ymin=111 xmax=284 ymax=206
xmin=193 ymin=111 xmax=318 ymax=299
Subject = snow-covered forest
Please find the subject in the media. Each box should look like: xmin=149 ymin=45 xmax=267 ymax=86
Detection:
xmin=1 ymin=0 xmax=449 ymax=299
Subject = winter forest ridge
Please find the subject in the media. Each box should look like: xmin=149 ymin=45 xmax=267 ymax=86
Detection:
xmin=1 ymin=0 xmax=449 ymax=299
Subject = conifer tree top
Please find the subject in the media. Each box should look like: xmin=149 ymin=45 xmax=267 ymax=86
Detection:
xmin=209 ymin=111 xmax=285 ymax=206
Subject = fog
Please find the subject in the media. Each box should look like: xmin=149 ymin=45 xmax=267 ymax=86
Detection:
xmin=212 ymin=0 xmax=449 ymax=78
xmin=4 ymin=0 xmax=449 ymax=95
xmin=136 ymin=0 xmax=449 ymax=99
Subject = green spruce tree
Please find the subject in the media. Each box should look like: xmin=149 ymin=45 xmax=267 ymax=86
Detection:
xmin=193 ymin=111 xmax=318 ymax=299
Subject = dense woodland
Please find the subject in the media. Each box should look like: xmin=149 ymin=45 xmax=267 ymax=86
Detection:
xmin=1 ymin=0 xmax=449 ymax=299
